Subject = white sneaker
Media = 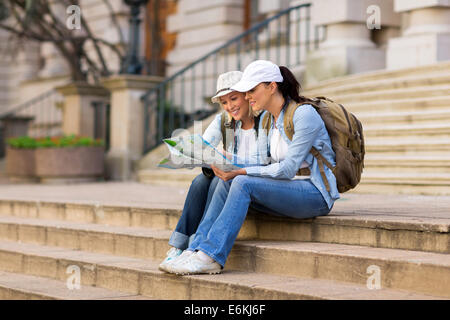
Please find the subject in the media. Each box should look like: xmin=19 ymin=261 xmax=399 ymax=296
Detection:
xmin=165 ymin=250 xmax=194 ymax=273
xmin=159 ymin=247 xmax=182 ymax=272
xmin=169 ymin=251 xmax=222 ymax=275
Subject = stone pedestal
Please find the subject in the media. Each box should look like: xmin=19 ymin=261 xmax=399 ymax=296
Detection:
xmin=387 ymin=0 xmax=450 ymax=69
xmin=305 ymin=0 xmax=400 ymax=84
xmin=56 ymin=82 xmax=110 ymax=138
xmin=0 ymin=116 xmax=34 ymax=157
xmin=100 ymin=74 xmax=162 ymax=181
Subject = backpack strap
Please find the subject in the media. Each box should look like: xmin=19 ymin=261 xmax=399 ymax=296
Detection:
xmin=310 ymin=147 xmax=334 ymax=192
xmin=283 ymin=100 xmax=301 ymax=141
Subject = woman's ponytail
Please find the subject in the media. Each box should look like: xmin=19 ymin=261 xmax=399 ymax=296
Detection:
xmin=277 ymin=66 xmax=302 ymax=103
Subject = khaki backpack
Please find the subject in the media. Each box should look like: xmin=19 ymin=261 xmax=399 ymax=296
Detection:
xmin=262 ymin=97 xmax=365 ymax=193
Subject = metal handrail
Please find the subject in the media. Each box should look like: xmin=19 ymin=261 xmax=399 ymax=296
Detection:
xmin=141 ymin=3 xmax=324 ymax=153
xmin=0 ymin=89 xmax=55 ymax=119
xmin=0 ymin=88 xmax=64 ymax=138
xmin=142 ymin=3 xmax=313 ymax=101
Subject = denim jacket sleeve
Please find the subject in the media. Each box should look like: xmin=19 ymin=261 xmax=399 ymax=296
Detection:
xmin=245 ymin=104 xmax=322 ymax=179
xmin=202 ymin=113 xmax=223 ymax=148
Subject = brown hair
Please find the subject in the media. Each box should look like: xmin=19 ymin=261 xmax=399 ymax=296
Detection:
xmin=277 ymin=66 xmax=302 ymax=103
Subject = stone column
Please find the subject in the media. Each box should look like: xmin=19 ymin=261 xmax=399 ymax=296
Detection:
xmin=305 ymin=0 xmax=400 ymax=85
xmin=56 ymin=82 xmax=110 ymax=137
xmin=100 ymin=74 xmax=162 ymax=181
xmin=387 ymin=0 xmax=450 ymax=69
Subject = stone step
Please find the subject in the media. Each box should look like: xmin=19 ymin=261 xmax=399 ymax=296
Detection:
xmin=0 ymin=240 xmax=444 ymax=300
xmin=357 ymin=108 xmax=450 ymax=126
xmin=305 ymin=61 xmax=450 ymax=93
xmin=139 ymin=150 xmax=450 ymax=184
xmin=363 ymin=123 xmax=450 ymax=138
xmin=138 ymin=168 xmax=201 ymax=187
xmin=365 ymin=137 xmax=450 ymax=153
xmin=354 ymin=172 xmax=450 ymax=195
xmin=138 ymin=169 xmax=450 ymax=195
xmin=0 ymin=199 xmax=448 ymax=254
xmin=351 ymin=183 xmax=450 ymax=197
xmin=0 ymin=215 xmax=448 ymax=297
xmin=0 ymin=271 xmax=154 ymax=300
xmin=345 ymin=96 xmax=450 ymax=114
xmin=305 ymin=73 xmax=450 ymax=97
xmin=364 ymin=155 xmax=450 ymax=173
xmin=361 ymin=171 xmax=450 ymax=185
xmin=326 ymin=85 xmax=450 ymax=104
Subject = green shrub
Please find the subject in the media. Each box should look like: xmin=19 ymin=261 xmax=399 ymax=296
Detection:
xmin=6 ymin=136 xmax=38 ymax=149
xmin=6 ymin=135 xmax=104 ymax=149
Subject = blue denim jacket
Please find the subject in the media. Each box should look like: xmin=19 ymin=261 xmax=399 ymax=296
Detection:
xmin=245 ymin=104 xmax=340 ymax=209
xmin=202 ymin=113 xmax=269 ymax=167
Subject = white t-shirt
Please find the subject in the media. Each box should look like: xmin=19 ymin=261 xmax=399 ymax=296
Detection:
xmin=270 ymin=127 xmax=310 ymax=178
xmin=236 ymin=128 xmax=258 ymax=164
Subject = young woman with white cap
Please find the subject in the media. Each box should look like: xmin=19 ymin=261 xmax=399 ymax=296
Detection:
xmin=159 ymin=70 xmax=268 ymax=272
xmin=167 ymin=60 xmax=340 ymax=275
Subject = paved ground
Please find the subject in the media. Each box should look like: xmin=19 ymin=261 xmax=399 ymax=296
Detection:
xmin=0 ymin=181 xmax=449 ymax=224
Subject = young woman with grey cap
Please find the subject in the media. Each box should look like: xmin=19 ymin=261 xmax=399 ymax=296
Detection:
xmin=159 ymin=70 xmax=268 ymax=272
xmin=167 ymin=60 xmax=340 ymax=275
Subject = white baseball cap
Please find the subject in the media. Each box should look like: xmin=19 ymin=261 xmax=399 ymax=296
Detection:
xmin=231 ymin=60 xmax=283 ymax=93
xmin=211 ymin=71 xmax=243 ymax=103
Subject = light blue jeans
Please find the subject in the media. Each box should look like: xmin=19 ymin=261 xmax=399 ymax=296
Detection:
xmin=168 ymin=173 xmax=220 ymax=250
xmin=188 ymin=175 xmax=332 ymax=267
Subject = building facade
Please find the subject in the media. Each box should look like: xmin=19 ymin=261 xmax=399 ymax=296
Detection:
xmin=1 ymin=0 xmax=450 ymax=111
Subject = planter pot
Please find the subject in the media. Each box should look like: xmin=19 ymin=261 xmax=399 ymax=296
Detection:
xmin=35 ymin=146 xmax=105 ymax=183
xmin=5 ymin=147 xmax=38 ymax=182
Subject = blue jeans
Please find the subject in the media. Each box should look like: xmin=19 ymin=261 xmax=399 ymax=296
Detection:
xmin=168 ymin=173 xmax=220 ymax=250
xmin=189 ymin=175 xmax=332 ymax=266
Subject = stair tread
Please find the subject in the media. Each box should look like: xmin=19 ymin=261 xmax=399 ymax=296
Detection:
xmin=357 ymin=108 xmax=450 ymax=118
xmin=327 ymin=84 xmax=450 ymax=100
xmin=304 ymin=61 xmax=450 ymax=91
xmin=365 ymin=154 xmax=450 ymax=160
xmin=239 ymin=240 xmax=450 ymax=266
xmin=0 ymin=270 xmax=155 ymax=300
xmin=0 ymin=215 xmax=448 ymax=264
xmin=1 ymin=198 xmax=449 ymax=232
xmin=365 ymin=137 xmax=450 ymax=145
xmin=364 ymin=123 xmax=450 ymax=130
xmin=0 ymin=239 xmax=444 ymax=300
xmin=362 ymin=171 xmax=450 ymax=178
xmin=0 ymin=215 xmax=173 ymax=238
xmin=343 ymin=95 xmax=450 ymax=108
xmin=306 ymin=73 xmax=450 ymax=95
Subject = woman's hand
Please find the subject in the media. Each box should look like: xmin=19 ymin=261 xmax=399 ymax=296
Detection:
xmin=211 ymin=165 xmax=246 ymax=181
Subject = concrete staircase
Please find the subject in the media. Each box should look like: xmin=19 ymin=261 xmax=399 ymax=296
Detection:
xmin=0 ymin=184 xmax=448 ymax=300
xmin=138 ymin=61 xmax=450 ymax=195
xmin=303 ymin=61 xmax=450 ymax=196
